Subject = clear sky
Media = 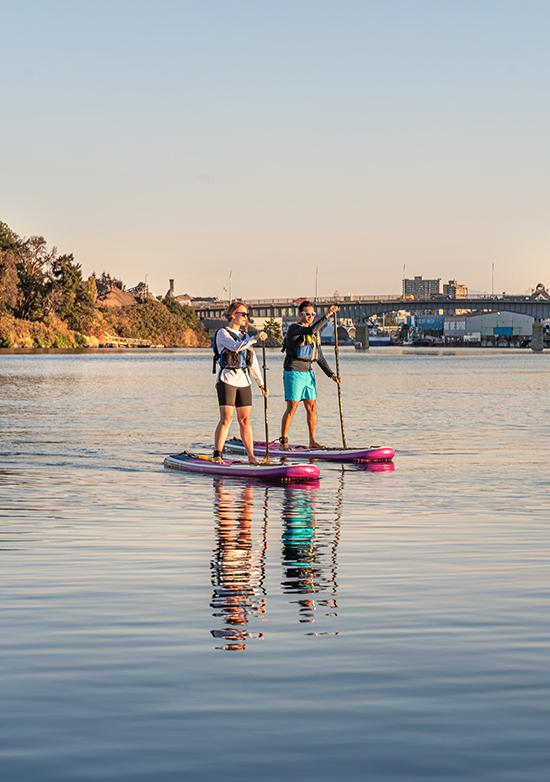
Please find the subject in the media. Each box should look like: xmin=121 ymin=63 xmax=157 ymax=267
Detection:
xmin=2 ymin=0 xmax=549 ymax=299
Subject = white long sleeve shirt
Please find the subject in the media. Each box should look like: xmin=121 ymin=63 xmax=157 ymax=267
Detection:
xmin=215 ymin=328 xmax=264 ymax=388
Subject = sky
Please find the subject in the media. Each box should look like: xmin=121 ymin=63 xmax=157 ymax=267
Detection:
xmin=1 ymin=0 xmax=550 ymax=299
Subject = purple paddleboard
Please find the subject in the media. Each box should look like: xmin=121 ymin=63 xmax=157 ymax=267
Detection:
xmin=225 ymin=438 xmax=395 ymax=463
xmin=164 ymin=452 xmax=321 ymax=482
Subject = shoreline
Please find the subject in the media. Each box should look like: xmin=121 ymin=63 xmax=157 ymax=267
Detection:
xmin=1 ymin=345 xmax=547 ymax=356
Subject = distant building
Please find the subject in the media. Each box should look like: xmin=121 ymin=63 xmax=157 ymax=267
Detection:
xmin=402 ymin=276 xmax=443 ymax=298
xmin=443 ymin=279 xmax=468 ymax=298
xmin=127 ymin=281 xmax=152 ymax=303
xmin=174 ymin=293 xmax=193 ymax=305
xmin=444 ymin=311 xmax=534 ymax=341
xmin=98 ymin=287 xmax=138 ymax=309
xmin=162 ymin=278 xmax=219 ymax=306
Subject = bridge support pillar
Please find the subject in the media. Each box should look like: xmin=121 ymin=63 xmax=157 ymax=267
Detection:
xmin=531 ymin=320 xmax=544 ymax=352
xmin=355 ymin=323 xmax=369 ymax=351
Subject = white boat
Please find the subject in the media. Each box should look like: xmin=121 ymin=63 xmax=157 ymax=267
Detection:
xmin=368 ymin=328 xmax=392 ymax=347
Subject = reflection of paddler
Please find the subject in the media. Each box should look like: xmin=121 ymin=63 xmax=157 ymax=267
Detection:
xmin=210 ymin=480 xmax=266 ymax=651
xmin=281 ymin=485 xmax=319 ymax=622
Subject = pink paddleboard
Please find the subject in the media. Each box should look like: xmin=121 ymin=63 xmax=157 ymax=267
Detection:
xmin=164 ymin=452 xmax=321 ymax=482
xmin=225 ymin=438 xmax=395 ymax=463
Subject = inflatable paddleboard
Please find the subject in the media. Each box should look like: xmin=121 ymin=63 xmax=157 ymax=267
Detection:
xmin=164 ymin=452 xmax=321 ymax=482
xmin=225 ymin=438 xmax=394 ymax=463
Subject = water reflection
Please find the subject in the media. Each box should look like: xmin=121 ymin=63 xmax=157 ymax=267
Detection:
xmin=210 ymin=480 xmax=268 ymax=652
xmin=281 ymin=475 xmax=341 ymax=627
xmin=210 ymin=472 xmax=346 ymax=650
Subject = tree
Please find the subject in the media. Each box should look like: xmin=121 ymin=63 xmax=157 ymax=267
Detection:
xmin=262 ymin=317 xmax=283 ymax=346
xmin=93 ymin=271 xmax=125 ymax=298
xmin=0 ymin=221 xmax=22 ymax=253
xmin=13 ymin=236 xmax=53 ymax=321
xmin=49 ymin=254 xmax=95 ymax=332
xmin=87 ymin=275 xmax=98 ymax=305
xmin=0 ymin=250 xmax=20 ymax=312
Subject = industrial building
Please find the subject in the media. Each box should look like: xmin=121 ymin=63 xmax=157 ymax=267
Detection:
xmin=402 ymin=276 xmax=443 ymax=298
xmin=443 ymin=279 xmax=468 ymax=298
xmin=444 ymin=311 xmax=534 ymax=344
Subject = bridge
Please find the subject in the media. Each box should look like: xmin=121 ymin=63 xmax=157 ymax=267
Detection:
xmin=195 ymin=295 xmax=550 ymax=322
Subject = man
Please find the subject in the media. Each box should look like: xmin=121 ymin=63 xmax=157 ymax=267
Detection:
xmin=280 ymin=300 xmax=340 ymax=449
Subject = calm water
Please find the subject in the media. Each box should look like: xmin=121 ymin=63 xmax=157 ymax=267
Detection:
xmin=1 ymin=348 xmax=550 ymax=781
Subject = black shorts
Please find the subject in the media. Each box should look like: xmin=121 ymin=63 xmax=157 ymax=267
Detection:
xmin=216 ymin=381 xmax=252 ymax=408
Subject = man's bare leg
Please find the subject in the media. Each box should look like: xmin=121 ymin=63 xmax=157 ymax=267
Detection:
xmin=280 ymin=401 xmax=300 ymax=449
xmin=304 ymin=399 xmax=323 ymax=448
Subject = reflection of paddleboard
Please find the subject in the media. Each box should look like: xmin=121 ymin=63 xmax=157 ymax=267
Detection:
xmin=164 ymin=452 xmax=321 ymax=482
xmin=225 ymin=438 xmax=395 ymax=463
xmin=350 ymin=460 xmax=396 ymax=473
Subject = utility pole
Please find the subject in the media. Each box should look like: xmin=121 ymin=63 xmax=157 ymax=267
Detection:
xmin=491 ymin=263 xmax=495 ymax=296
xmin=314 ymin=266 xmax=319 ymax=301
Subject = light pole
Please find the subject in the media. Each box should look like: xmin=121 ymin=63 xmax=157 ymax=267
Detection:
xmin=314 ymin=266 xmax=319 ymax=301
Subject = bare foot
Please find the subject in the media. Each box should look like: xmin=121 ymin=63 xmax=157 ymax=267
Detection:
xmin=248 ymin=456 xmax=260 ymax=466
xmin=309 ymin=442 xmax=327 ymax=450
xmin=214 ymin=456 xmax=224 ymax=464
xmin=279 ymin=437 xmax=291 ymax=451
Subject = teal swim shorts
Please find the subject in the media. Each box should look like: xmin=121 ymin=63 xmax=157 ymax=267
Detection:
xmin=283 ymin=369 xmax=317 ymax=401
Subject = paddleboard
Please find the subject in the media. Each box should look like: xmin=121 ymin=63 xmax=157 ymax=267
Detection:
xmin=164 ymin=452 xmax=321 ymax=482
xmin=225 ymin=438 xmax=394 ymax=463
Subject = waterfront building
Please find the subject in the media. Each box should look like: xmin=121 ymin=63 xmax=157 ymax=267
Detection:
xmin=402 ymin=276 xmax=443 ymax=298
xmin=443 ymin=279 xmax=468 ymax=298
xmin=444 ymin=311 xmax=534 ymax=343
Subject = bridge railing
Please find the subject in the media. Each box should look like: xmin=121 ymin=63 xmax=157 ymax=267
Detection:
xmin=192 ymin=293 xmax=519 ymax=310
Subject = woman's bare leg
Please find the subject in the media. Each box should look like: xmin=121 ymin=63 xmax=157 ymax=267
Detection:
xmin=214 ymin=405 xmax=234 ymax=460
xmin=236 ymin=405 xmax=258 ymax=464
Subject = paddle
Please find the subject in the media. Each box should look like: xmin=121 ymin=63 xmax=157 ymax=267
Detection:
xmin=261 ymin=343 xmax=270 ymax=463
xmin=333 ymin=310 xmax=347 ymax=448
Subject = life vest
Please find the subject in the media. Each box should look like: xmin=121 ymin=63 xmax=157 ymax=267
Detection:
xmin=282 ymin=331 xmax=319 ymax=362
xmin=212 ymin=329 xmax=253 ymax=374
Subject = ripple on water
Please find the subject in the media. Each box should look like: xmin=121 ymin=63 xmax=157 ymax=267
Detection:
xmin=1 ymin=350 xmax=550 ymax=781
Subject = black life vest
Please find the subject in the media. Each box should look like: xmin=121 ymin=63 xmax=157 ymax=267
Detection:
xmin=281 ymin=329 xmax=319 ymax=362
xmin=212 ymin=329 xmax=253 ymax=374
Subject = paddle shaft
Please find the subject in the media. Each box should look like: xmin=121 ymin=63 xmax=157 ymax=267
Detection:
xmin=333 ymin=311 xmax=347 ymax=448
xmin=261 ymin=344 xmax=269 ymax=459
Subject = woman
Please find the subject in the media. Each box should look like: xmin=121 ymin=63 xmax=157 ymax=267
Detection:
xmin=213 ymin=300 xmax=268 ymax=464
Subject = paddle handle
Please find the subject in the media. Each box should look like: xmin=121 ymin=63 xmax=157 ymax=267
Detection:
xmin=333 ymin=311 xmax=347 ymax=448
xmin=262 ymin=344 xmax=269 ymax=459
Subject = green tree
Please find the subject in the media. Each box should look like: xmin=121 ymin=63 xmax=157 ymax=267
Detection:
xmin=0 ymin=221 xmax=22 ymax=253
xmin=49 ymin=254 xmax=95 ymax=332
xmin=0 ymin=250 xmax=20 ymax=312
xmin=87 ymin=275 xmax=98 ymax=304
xmin=104 ymin=298 xmax=208 ymax=346
xmin=93 ymin=271 xmax=124 ymax=297
xmin=13 ymin=236 xmax=53 ymax=321
xmin=262 ymin=317 xmax=283 ymax=346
